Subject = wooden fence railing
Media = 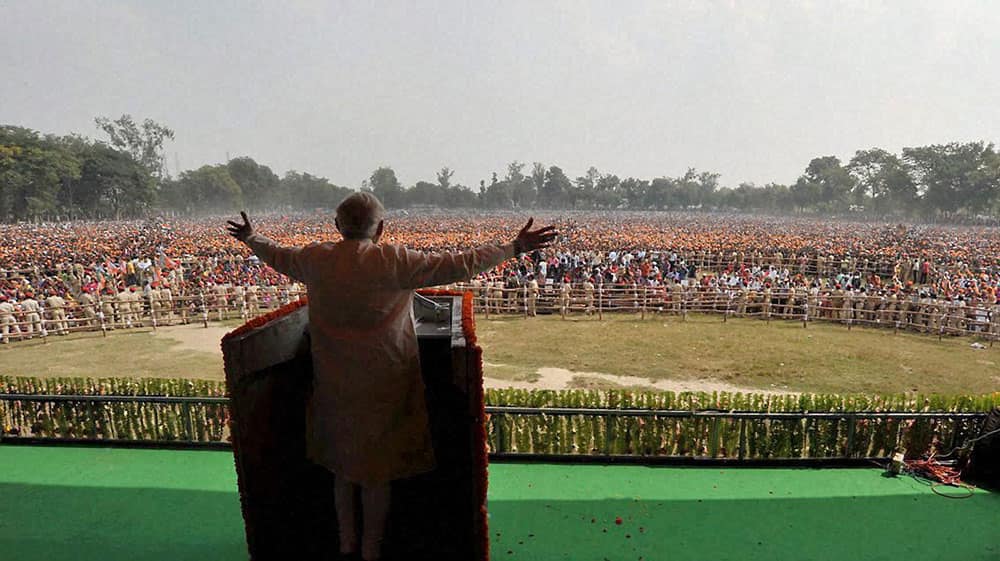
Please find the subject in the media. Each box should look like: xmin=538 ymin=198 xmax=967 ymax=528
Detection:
xmin=452 ymin=283 xmax=1000 ymax=341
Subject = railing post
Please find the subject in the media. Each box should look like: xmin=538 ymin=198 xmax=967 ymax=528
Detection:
xmin=522 ymin=286 xmax=528 ymax=318
xmin=709 ymin=417 xmax=720 ymax=457
xmin=598 ymin=285 xmax=603 ymax=321
xmin=182 ymin=400 xmax=191 ymax=441
xmin=496 ymin=413 xmax=505 ymax=453
xmin=641 ymin=285 xmax=647 ymax=320
xmin=738 ymin=417 xmax=747 ymax=460
xmin=201 ymin=291 xmax=209 ymax=328
xmin=604 ymin=411 xmax=613 ymax=455
xmin=98 ymin=306 xmax=107 ymax=338
xmin=846 ymin=414 xmax=856 ymax=458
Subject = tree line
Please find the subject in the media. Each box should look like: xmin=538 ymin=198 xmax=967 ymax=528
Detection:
xmin=1 ymin=116 xmax=998 ymax=222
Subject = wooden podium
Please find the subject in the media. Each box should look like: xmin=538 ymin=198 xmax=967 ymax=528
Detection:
xmin=221 ymin=292 xmax=489 ymax=561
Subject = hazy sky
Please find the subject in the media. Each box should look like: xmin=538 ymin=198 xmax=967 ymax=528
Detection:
xmin=2 ymin=1 xmax=998 ymax=190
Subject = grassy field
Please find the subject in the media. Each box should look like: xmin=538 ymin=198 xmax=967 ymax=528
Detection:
xmin=477 ymin=314 xmax=1000 ymax=395
xmin=1 ymin=314 xmax=998 ymax=395
xmin=0 ymin=326 xmax=232 ymax=380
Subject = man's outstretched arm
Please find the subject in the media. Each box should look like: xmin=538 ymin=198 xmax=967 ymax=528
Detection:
xmin=227 ymin=211 xmax=308 ymax=282
xmin=396 ymin=218 xmax=558 ymax=289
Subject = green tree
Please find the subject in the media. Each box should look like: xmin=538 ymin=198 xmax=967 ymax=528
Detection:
xmin=162 ymin=165 xmax=243 ymax=213
xmin=794 ymin=156 xmax=855 ymax=212
xmin=619 ymin=177 xmax=649 ymax=209
xmin=369 ymin=166 xmax=403 ymax=208
xmin=593 ymin=173 xmax=622 ymax=209
xmin=791 ymin=177 xmax=821 ymax=212
xmin=530 ymin=162 xmax=546 ymax=197
xmin=226 ymin=157 xmax=280 ymax=209
xmin=281 ymin=171 xmax=351 ymax=209
xmin=0 ymin=126 xmax=81 ymax=221
xmin=539 ymin=166 xmax=572 ymax=208
xmin=94 ymin=115 xmax=174 ymax=180
xmin=436 ymin=166 xmax=454 ymax=190
xmin=75 ymin=143 xmax=155 ymax=219
xmin=848 ymin=148 xmax=915 ymax=214
xmin=407 ymin=180 xmax=446 ymax=207
xmin=573 ymin=166 xmax=602 ymax=208
xmin=503 ymin=161 xmax=536 ymax=208
xmin=903 ymin=142 xmax=1000 ymax=216
xmin=482 ymin=171 xmax=513 ymax=208
xmin=645 ymin=177 xmax=675 ymax=209
xmin=446 ymin=184 xmax=479 ymax=208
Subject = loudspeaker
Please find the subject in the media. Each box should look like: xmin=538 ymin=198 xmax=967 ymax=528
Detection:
xmin=966 ymin=408 xmax=1000 ymax=490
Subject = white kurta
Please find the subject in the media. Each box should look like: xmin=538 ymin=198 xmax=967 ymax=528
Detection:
xmin=246 ymin=234 xmax=513 ymax=485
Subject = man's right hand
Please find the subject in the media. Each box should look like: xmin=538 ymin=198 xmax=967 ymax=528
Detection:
xmin=513 ymin=218 xmax=558 ymax=255
xmin=226 ymin=211 xmax=254 ymax=242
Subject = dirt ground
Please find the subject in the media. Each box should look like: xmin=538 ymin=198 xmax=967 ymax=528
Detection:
xmin=482 ymin=364 xmax=793 ymax=394
xmin=158 ymin=324 xmax=234 ymax=355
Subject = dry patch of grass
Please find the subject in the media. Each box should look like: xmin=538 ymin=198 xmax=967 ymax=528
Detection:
xmin=567 ymin=375 xmax=660 ymax=392
xmin=482 ymin=362 xmax=539 ymax=383
xmin=0 ymin=329 xmax=223 ymax=380
xmin=477 ymin=314 xmax=1000 ymax=395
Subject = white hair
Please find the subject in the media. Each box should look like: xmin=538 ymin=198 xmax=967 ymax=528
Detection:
xmin=336 ymin=191 xmax=385 ymax=239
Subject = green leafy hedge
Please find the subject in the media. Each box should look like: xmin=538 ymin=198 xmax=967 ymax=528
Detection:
xmin=1 ymin=376 xmax=229 ymax=442
xmin=2 ymin=377 xmax=997 ymax=459
xmin=483 ymin=389 xmax=999 ymax=459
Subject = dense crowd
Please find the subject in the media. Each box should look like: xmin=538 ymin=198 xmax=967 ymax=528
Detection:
xmin=2 ymin=211 xmax=1000 ymax=342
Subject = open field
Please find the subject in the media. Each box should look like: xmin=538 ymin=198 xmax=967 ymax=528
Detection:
xmin=0 ymin=320 xmax=244 ymax=380
xmin=478 ymin=315 xmax=1000 ymax=395
xmin=1 ymin=314 xmax=999 ymax=395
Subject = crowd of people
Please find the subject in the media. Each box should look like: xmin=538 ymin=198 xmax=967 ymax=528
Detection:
xmin=2 ymin=211 xmax=1000 ymax=342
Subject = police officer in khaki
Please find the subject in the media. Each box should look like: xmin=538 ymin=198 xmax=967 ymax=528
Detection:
xmin=736 ymin=284 xmax=748 ymax=316
xmin=20 ymin=291 xmax=42 ymax=337
xmin=214 ymin=281 xmax=229 ymax=320
xmin=583 ymin=277 xmax=595 ymax=315
xmin=78 ymin=287 xmax=98 ymax=328
xmin=100 ymin=288 xmax=117 ymax=330
xmin=468 ymin=277 xmax=483 ymax=311
xmin=116 ymin=285 xmax=131 ymax=328
xmin=44 ymin=290 xmax=69 ymax=335
xmin=526 ymin=274 xmax=539 ymax=317
xmin=884 ymin=289 xmax=899 ymax=325
xmin=245 ymin=282 xmax=260 ymax=317
xmin=160 ymin=282 xmax=175 ymax=323
xmin=127 ymin=285 xmax=143 ymax=327
xmin=490 ymin=277 xmax=504 ymax=315
xmin=794 ymin=283 xmax=809 ymax=318
xmin=0 ymin=294 xmax=21 ymax=343
xmin=147 ymin=282 xmax=162 ymax=324
xmin=670 ymin=281 xmax=683 ymax=314
xmin=559 ymin=279 xmax=571 ymax=316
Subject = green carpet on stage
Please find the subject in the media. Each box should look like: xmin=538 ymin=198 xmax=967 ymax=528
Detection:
xmin=1 ymin=445 xmax=997 ymax=561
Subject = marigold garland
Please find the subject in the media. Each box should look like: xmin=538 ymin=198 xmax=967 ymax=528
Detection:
xmin=220 ymin=296 xmax=308 ymax=344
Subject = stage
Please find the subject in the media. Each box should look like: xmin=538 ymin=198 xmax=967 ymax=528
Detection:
xmin=1 ymin=445 xmax=997 ymax=561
